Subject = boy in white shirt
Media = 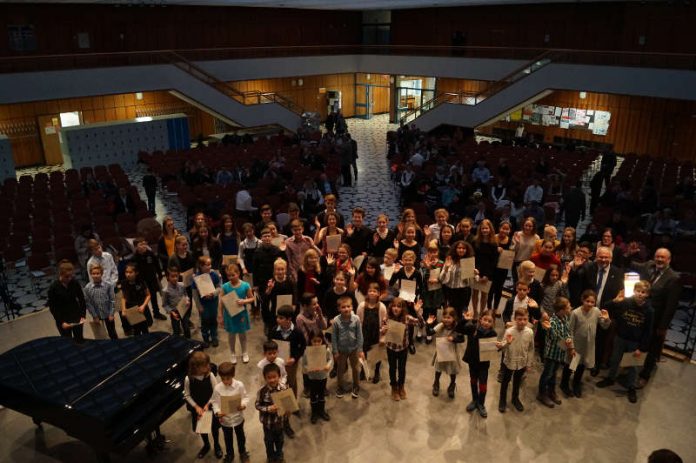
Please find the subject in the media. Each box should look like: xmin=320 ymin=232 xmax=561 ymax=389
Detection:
xmin=256 ymin=340 xmax=288 ymax=387
xmin=212 ymin=362 xmax=250 ymax=463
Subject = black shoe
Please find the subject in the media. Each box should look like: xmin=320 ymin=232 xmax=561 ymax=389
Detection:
xmin=560 ymin=385 xmax=574 ymax=398
xmin=329 ymin=367 xmax=337 ymax=379
xmin=408 ymin=344 xmax=416 ymax=355
xmin=223 ymin=455 xmax=233 ymax=463
xmin=200 ymin=342 xmax=210 ymax=349
xmin=154 ymin=313 xmax=167 ymax=321
xmin=214 ymin=445 xmax=223 ymax=459
xmin=537 ymin=393 xmax=555 ymax=408
xmin=212 ymin=340 xmax=219 ymax=348
xmin=512 ymin=398 xmax=524 ymax=411
xmin=311 ymin=413 xmax=318 ymax=424
xmin=425 ymin=336 xmax=433 ymax=344
xmin=197 ymin=444 xmax=210 ymax=459
xmin=372 ymin=362 xmax=381 ymax=384
xmin=447 ymin=383 xmax=456 ymax=399
xmin=596 ymin=378 xmax=615 ymax=388
xmin=432 ymin=382 xmax=440 ymax=397
xmin=284 ymin=425 xmax=295 ymax=439
xmin=466 ymin=401 xmax=477 ymax=412
xmin=498 ymin=402 xmax=506 ymax=413
xmin=573 ymin=385 xmax=582 ymax=398
xmin=590 ymin=368 xmax=599 ymax=377
xmin=627 ymin=388 xmax=637 ymax=403
xmin=319 ymin=410 xmax=331 ymax=421
xmin=477 ymin=403 xmax=488 ymax=418
xmin=416 ymin=335 xmax=424 ymax=343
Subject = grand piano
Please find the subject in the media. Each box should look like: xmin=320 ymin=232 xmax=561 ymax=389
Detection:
xmin=0 ymin=332 xmax=201 ymax=462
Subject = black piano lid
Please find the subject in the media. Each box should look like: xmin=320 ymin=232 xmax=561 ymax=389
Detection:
xmin=0 ymin=332 xmax=199 ymax=421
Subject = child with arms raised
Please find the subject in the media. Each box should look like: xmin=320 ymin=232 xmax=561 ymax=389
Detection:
xmin=458 ymin=310 xmax=497 ymax=417
xmin=382 ymin=297 xmax=422 ymax=401
xmin=428 ymin=307 xmax=463 ymax=399
xmin=559 ymin=289 xmax=610 ymax=398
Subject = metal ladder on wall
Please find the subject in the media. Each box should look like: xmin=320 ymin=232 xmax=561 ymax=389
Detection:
xmin=399 ymin=50 xmax=560 ymax=127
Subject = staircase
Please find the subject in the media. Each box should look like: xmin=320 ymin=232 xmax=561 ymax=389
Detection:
xmin=400 ymin=51 xmax=560 ymax=131
xmin=160 ymin=51 xmax=303 ymax=131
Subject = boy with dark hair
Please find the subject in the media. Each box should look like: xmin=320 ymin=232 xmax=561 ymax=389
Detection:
xmin=131 ymin=237 xmax=167 ymax=320
xmin=255 ymin=363 xmax=287 ymax=463
xmin=343 ymin=207 xmax=373 ymax=259
xmin=269 ymin=304 xmax=307 ymax=438
xmin=252 ymin=228 xmax=286 ymax=291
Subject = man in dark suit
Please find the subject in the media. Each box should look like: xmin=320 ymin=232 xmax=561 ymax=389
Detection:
xmin=113 ymin=187 xmax=135 ymax=216
xmin=627 ymin=247 xmax=681 ymax=385
xmin=568 ymin=246 xmax=625 ymax=373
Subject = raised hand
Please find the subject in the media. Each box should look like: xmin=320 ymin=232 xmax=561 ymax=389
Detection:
xmin=600 ymin=309 xmax=610 ymax=320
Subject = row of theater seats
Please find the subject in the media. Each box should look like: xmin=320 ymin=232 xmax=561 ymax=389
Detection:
xmin=139 ymin=139 xmax=342 ymax=225
xmin=0 ymin=164 xmax=152 ymax=280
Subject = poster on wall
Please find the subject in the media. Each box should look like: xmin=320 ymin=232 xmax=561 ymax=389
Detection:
xmin=528 ymin=105 xmax=610 ymax=135
xmin=592 ymin=111 xmax=611 ymax=135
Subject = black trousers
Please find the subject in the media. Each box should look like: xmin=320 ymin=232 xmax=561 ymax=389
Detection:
xmin=308 ymin=377 xmax=327 ymax=404
xmin=499 ymin=365 xmax=524 ymax=404
xmin=56 ymin=322 xmax=84 ymax=343
xmin=222 ymin=421 xmax=247 ymax=457
xmin=387 ymin=348 xmax=408 ymax=386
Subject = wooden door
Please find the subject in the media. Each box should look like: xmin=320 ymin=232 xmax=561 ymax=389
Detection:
xmin=37 ymin=115 xmax=63 ymax=165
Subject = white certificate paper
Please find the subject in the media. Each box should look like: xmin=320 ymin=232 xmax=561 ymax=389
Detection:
xmin=222 ymin=290 xmax=244 ymax=317
xmin=460 ymin=257 xmax=476 ymax=280
xmin=384 ymin=319 xmax=406 ymax=345
xmin=194 ymin=273 xmax=216 ymax=297
xmin=436 ymin=337 xmax=456 ymax=362
xmin=195 ymin=410 xmax=213 ymax=434
xmin=399 ymin=279 xmax=417 ymax=302
xmin=497 ymin=250 xmax=515 ymax=270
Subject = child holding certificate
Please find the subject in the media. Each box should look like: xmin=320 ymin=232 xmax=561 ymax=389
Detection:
xmin=219 ymin=263 xmax=254 ymax=364
xmin=559 ymin=289 xmax=610 ymax=398
xmin=457 ymin=310 xmax=497 ymax=417
xmin=382 ymin=297 xmax=422 ymax=401
xmin=192 ymin=256 xmax=222 ymax=347
xmin=184 ymin=351 xmax=221 ymax=459
xmin=356 ymin=283 xmax=387 ymax=384
xmin=439 ymin=241 xmax=476 ymax=320
xmin=420 ymin=240 xmax=444 ymax=344
xmin=389 ymin=250 xmax=423 ymax=354
xmin=537 ymin=297 xmax=575 ymax=409
xmin=212 ymin=362 xmax=249 ymax=463
xmin=120 ymin=262 xmax=151 ymax=336
xmin=597 ymin=281 xmax=654 ymax=404
xmin=255 ymin=363 xmax=288 ymax=463
xmin=161 ymin=267 xmax=189 ymax=338
xmin=301 ymin=334 xmax=333 ymax=423
xmin=497 ymin=308 xmax=535 ymax=413
xmin=427 ymin=307 xmax=463 ymax=399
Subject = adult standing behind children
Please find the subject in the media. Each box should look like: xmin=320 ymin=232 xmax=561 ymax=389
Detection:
xmin=625 ymin=246 xmax=681 ymax=386
xmin=47 ymin=260 xmax=87 ymax=342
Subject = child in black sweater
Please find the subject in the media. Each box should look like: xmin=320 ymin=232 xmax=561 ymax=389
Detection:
xmin=597 ymin=280 xmax=654 ymax=403
xmin=457 ymin=310 xmax=497 ymax=417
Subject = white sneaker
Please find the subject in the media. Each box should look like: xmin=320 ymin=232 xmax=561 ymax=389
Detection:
xmin=231 ymin=354 xmax=238 ymax=364
xmin=242 ymin=353 xmax=250 ymax=363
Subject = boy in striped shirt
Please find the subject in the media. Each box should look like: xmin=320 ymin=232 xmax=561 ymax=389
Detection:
xmin=84 ymin=264 xmax=117 ymax=339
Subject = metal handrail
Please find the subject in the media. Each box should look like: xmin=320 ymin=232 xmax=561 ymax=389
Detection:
xmin=398 ymin=50 xmax=559 ymax=126
xmin=162 ymin=51 xmax=303 ymax=115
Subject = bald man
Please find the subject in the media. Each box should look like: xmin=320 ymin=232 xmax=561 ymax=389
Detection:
xmin=568 ymin=246 xmax=625 ymax=373
xmin=627 ymin=247 xmax=682 ymax=384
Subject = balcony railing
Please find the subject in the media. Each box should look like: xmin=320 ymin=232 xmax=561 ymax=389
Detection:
xmin=0 ymin=45 xmax=694 ymax=75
